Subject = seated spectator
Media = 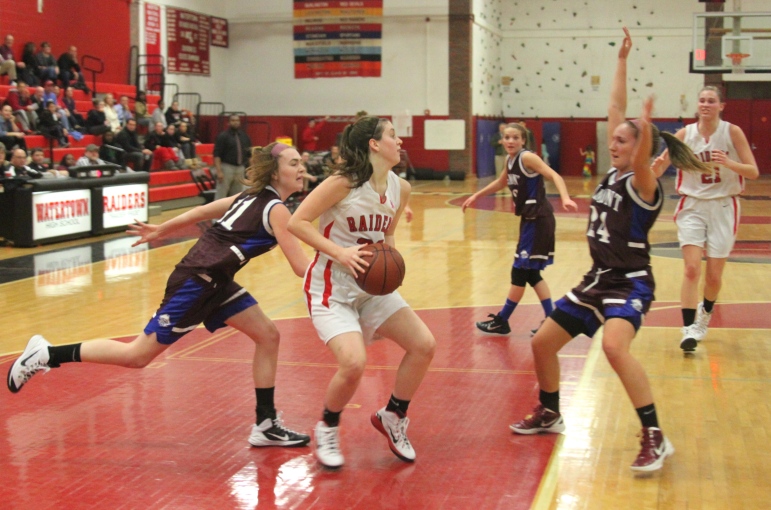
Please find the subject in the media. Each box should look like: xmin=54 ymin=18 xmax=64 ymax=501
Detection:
xmin=43 ymin=80 xmax=71 ymax=131
xmin=133 ymin=91 xmax=153 ymax=130
xmin=165 ymin=101 xmax=182 ymax=127
xmin=103 ymin=94 xmax=121 ymax=133
xmin=21 ymin=42 xmax=39 ymax=86
xmin=38 ymin=100 xmax=69 ymax=147
xmin=151 ymin=99 xmax=167 ymax=128
xmin=60 ymin=86 xmax=85 ymax=132
xmin=322 ymin=144 xmax=342 ymax=171
xmin=31 ymin=86 xmax=46 ymax=114
xmin=56 ymin=153 xmax=76 ymax=172
xmin=163 ymin=124 xmax=187 ymax=168
xmin=0 ymin=104 xmax=28 ymax=151
xmin=75 ymin=144 xmax=105 ymax=167
xmin=0 ymin=142 xmax=10 ymax=177
xmin=301 ymin=151 xmax=325 ymax=192
xmin=35 ymin=42 xmax=58 ymax=83
xmin=85 ymin=99 xmax=111 ymax=135
xmin=57 ymin=45 xmax=89 ymax=94
xmin=4 ymin=82 xmax=39 ymax=132
xmin=145 ymin=122 xmax=183 ymax=169
xmin=175 ymin=121 xmax=198 ymax=161
xmin=114 ymin=95 xmax=133 ymax=127
xmin=29 ymin=147 xmax=67 ymax=178
xmin=99 ymin=130 xmax=122 ymax=165
xmin=0 ymin=35 xmax=22 ymax=85
xmin=115 ymin=118 xmax=152 ymax=171
xmin=6 ymin=148 xmax=46 ymax=178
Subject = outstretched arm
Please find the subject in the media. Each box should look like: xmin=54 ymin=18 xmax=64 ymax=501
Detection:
xmin=607 ymin=27 xmax=633 ymax=148
xmin=522 ymin=152 xmax=578 ymax=211
xmin=631 ymin=97 xmax=658 ymax=203
xmin=461 ymin=170 xmax=509 ymax=212
xmin=270 ymin=203 xmax=311 ymax=277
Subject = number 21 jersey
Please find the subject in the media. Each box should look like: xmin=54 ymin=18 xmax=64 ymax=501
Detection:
xmin=587 ymin=170 xmax=663 ymax=271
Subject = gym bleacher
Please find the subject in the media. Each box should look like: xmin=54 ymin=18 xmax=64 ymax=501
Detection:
xmin=0 ymin=82 xmax=216 ymax=209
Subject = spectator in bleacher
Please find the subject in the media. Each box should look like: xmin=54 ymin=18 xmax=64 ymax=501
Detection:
xmin=60 ymin=86 xmax=85 ymax=132
xmin=43 ymin=80 xmax=71 ymax=131
xmin=213 ymin=114 xmax=251 ymax=199
xmin=7 ymin=148 xmax=46 ymax=178
xmin=0 ymin=104 xmax=27 ymax=152
xmin=133 ymin=91 xmax=153 ymax=130
xmin=175 ymin=121 xmax=197 ymax=161
xmin=151 ymin=99 xmax=166 ymax=128
xmin=103 ymin=93 xmax=121 ymax=133
xmin=21 ymin=42 xmax=40 ymax=86
xmin=165 ymin=100 xmax=182 ymax=127
xmin=145 ymin=121 xmax=181 ymax=170
xmin=99 ymin=130 xmax=122 ymax=166
xmin=114 ymin=95 xmax=133 ymax=127
xmin=85 ymin=99 xmax=111 ymax=135
xmin=38 ymin=100 xmax=69 ymax=148
xmin=0 ymin=142 xmax=10 ymax=176
xmin=57 ymin=45 xmax=89 ymax=94
xmin=31 ymin=86 xmax=46 ymax=114
xmin=301 ymin=116 xmax=328 ymax=152
xmin=35 ymin=42 xmax=58 ymax=83
xmin=0 ymin=35 xmax=22 ymax=85
xmin=57 ymin=153 xmax=76 ymax=173
xmin=29 ymin=147 xmax=67 ymax=178
xmin=4 ymin=82 xmax=38 ymax=132
xmin=322 ymin=144 xmax=342 ymax=171
xmin=301 ymin=151 xmax=324 ymax=193
xmin=75 ymin=144 xmax=105 ymax=167
xmin=115 ymin=118 xmax=152 ymax=171
xmin=163 ymin=124 xmax=187 ymax=169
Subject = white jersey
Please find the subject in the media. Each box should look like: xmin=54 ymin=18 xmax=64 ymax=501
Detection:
xmin=676 ymin=120 xmax=744 ymax=199
xmin=316 ymin=170 xmax=401 ymax=270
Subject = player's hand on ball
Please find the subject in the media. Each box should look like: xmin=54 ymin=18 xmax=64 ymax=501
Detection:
xmin=338 ymin=244 xmax=372 ymax=277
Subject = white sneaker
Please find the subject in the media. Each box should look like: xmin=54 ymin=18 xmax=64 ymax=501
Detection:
xmin=679 ymin=325 xmax=698 ymax=353
xmin=248 ymin=413 xmax=310 ymax=447
xmin=371 ymin=407 xmax=416 ymax=462
xmin=314 ymin=421 xmax=344 ymax=468
xmin=7 ymin=335 xmax=52 ymax=393
xmin=691 ymin=303 xmax=712 ymax=341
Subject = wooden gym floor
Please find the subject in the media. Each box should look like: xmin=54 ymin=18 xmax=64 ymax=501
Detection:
xmin=0 ymin=174 xmax=769 ymax=509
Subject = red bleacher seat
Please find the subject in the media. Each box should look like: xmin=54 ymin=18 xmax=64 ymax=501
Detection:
xmin=149 ymin=183 xmax=200 ymax=202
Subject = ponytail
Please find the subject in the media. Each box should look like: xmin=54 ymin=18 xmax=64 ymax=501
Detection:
xmin=660 ymin=132 xmax=712 ymax=174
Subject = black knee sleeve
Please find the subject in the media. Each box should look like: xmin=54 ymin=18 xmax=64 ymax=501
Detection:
xmin=511 ymin=267 xmax=528 ymax=287
xmin=526 ymin=269 xmax=543 ymax=287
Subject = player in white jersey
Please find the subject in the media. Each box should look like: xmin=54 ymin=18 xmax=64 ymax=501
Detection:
xmin=288 ymin=116 xmax=435 ymax=469
xmin=658 ymin=86 xmax=758 ymax=352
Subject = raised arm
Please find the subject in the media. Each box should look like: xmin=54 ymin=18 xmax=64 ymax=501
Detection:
xmin=607 ymin=27 xmax=633 ymax=148
xmin=127 ymin=195 xmax=238 ymax=246
xmin=630 ymin=97 xmax=658 ymax=203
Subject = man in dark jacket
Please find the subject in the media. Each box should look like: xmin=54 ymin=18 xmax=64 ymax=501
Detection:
xmin=57 ymin=46 xmax=90 ymax=94
xmin=115 ymin=119 xmax=152 ymax=171
xmin=213 ymin=115 xmax=251 ymax=199
xmin=35 ymin=42 xmax=58 ymax=82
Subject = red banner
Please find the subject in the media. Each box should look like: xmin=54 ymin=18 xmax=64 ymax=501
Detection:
xmin=166 ymin=8 xmax=211 ymax=76
xmin=211 ymin=17 xmax=229 ymax=48
xmin=144 ymin=3 xmax=161 ymax=60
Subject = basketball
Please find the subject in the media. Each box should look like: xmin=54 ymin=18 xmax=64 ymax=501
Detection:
xmin=354 ymin=243 xmax=406 ymax=295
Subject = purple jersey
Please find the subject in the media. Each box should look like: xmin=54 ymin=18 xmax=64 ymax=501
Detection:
xmin=587 ymin=170 xmax=662 ymax=271
xmin=176 ymin=186 xmax=284 ymax=280
xmin=507 ymin=149 xmax=553 ymax=219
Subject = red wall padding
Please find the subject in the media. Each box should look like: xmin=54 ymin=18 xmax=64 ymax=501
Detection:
xmin=0 ymin=0 xmax=130 ymax=84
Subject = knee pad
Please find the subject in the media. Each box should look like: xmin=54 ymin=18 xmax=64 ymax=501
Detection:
xmin=510 ymin=267 xmax=528 ymax=287
xmin=526 ymin=270 xmax=543 ymax=287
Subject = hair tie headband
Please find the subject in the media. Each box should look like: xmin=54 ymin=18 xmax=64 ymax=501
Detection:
xmin=271 ymin=143 xmax=291 ymax=158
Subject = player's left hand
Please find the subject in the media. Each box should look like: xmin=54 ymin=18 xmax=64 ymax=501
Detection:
xmin=562 ymin=198 xmax=578 ymax=212
xmin=127 ymin=220 xmax=161 ymax=247
xmin=710 ymin=149 xmax=730 ymax=166
xmin=403 ymin=205 xmax=414 ymax=223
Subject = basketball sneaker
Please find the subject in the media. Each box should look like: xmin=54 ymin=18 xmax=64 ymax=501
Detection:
xmin=371 ymin=407 xmax=416 ymax=462
xmin=476 ymin=314 xmax=511 ymax=336
xmin=314 ymin=421 xmax=344 ymax=468
xmin=7 ymin=335 xmax=52 ymax=393
xmin=248 ymin=413 xmax=310 ymax=447
xmin=630 ymin=427 xmax=674 ymax=473
xmin=690 ymin=303 xmax=712 ymax=341
xmin=510 ymin=404 xmax=565 ymax=435
xmin=679 ymin=325 xmax=698 ymax=353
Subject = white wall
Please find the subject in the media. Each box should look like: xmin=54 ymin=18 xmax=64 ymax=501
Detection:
xmin=472 ymin=0 xmax=504 ymax=117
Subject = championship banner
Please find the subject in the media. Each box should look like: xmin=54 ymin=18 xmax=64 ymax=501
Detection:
xmin=211 ymin=17 xmax=229 ymax=48
xmin=166 ymin=7 xmax=211 ymax=75
xmin=293 ymin=0 xmax=383 ymax=79
xmin=144 ymin=3 xmax=162 ymax=59
xmin=32 ymin=189 xmax=91 ymax=242
xmin=102 ymin=184 xmax=148 ymax=229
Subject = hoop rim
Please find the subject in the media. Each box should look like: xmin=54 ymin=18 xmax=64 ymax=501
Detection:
xmin=726 ymin=52 xmax=751 ymax=64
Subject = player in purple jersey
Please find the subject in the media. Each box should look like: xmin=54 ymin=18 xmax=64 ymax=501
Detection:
xmin=510 ymin=28 xmax=707 ymax=474
xmin=8 ymin=142 xmax=313 ymax=448
xmin=462 ymin=123 xmax=576 ymax=336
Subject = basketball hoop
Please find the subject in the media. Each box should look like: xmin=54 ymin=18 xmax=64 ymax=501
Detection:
xmin=726 ymin=53 xmax=750 ymax=74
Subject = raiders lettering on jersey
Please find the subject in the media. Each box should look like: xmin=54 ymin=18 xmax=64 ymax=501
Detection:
xmin=346 ymin=214 xmax=394 ymax=234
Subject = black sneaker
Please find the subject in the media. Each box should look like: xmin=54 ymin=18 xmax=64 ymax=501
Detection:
xmin=475 ymin=314 xmax=511 ymax=336
xmin=530 ymin=319 xmax=545 ymax=336
xmin=248 ymin=413 xmax=310 ymax=447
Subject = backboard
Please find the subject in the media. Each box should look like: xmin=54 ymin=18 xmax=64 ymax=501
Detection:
xmin=691 ymin=12 xmax=771 ymax=74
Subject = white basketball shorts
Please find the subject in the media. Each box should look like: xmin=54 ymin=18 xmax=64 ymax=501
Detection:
xmin=674 ymin=196 xmax=740 ymax=258
xmin=304 ymin=256 xmax=409 ymax=344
